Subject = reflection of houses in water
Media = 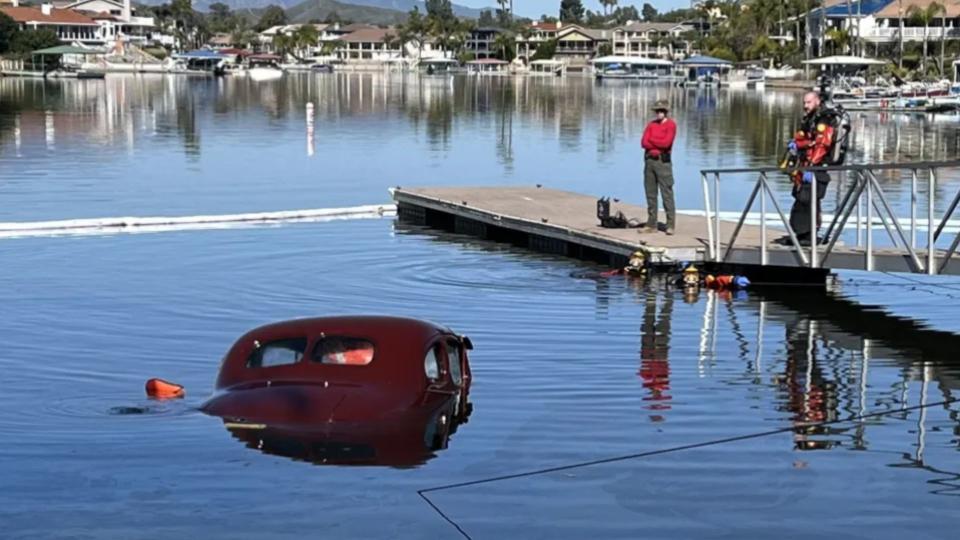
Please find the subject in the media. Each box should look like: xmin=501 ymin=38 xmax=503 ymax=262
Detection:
xmin=4 ymin=74 xmax=960 ymax=193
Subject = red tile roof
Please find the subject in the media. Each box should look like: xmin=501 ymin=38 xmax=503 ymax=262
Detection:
xmin=341 ymin=27 xmax=395 ymax=43
xmin=0 ymin=6 xmax=98 ymax=25
xmin=529 ymin=22 xmax=558 ymax=32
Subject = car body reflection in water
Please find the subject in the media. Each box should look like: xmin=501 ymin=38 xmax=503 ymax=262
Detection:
xmin=200 ymin=316 xmax=473 ymax=467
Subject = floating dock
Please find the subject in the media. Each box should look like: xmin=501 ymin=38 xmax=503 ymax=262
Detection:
xmin=392 ymin=186 xmax=960 ymax=280
xmin=393 ymin=185 xmax=739 ymax=263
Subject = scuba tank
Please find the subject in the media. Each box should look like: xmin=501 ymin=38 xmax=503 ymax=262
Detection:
xmin=828 ymin=105 xmax=851 ymax=165
xmin=816 ymin=74 xmax=851 ymax=166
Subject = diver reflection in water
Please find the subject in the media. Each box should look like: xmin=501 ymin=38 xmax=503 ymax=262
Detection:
xmin=639 ymin=289 xmax=673 ymax=422
xmin=776 ymin=318 xmax=840 ymax=451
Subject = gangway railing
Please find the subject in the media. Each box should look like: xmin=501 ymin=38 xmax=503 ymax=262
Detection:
xmin=700 ymin=160 xmax=960 ymax=275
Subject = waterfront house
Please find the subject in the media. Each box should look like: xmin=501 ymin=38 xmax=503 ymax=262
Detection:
xmin=338 ymin=27 xmax=400 ymax=61
xmin=803 ymin=0 xmax=960 ymax=55
xmin=515 ymin=20 xmax=559 ymax=63
xmin=58 ymin=0 xmax=154 ymax=44
xmin=260 ymin=23 xmax=356 ymax=59
xmin=612 ymin=21 xmax=696 ymax=59
xmin=554 ymin=26 xmax=612 ymax=71
xmin=466 ymin=27 xmax=501 ymax=60
xmin=0 ymin=4 xmax=101 ymax=44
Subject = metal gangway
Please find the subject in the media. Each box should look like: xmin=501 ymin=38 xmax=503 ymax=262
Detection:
xmin=701 ymin=160 xmax=960 ymax=275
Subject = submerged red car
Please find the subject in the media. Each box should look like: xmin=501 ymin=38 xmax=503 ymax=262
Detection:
xmin=200 ymin=316 xmax=473 ymax=467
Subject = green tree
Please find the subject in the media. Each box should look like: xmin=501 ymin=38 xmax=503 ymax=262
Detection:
xmin=641 ymin=2 xmax=657 ymax=22
xmin=496 ymin=0 xmax=510 ymax=24
xmin=530 ymin=38 xmax=556 ymax=60
xmin=10 ymin=28 xmax=60 ymax=55
xmin=207 ymin=2 xmax=234 ymax=33
xmin=706 ymin=45 xmax=736 ymax=62
xmin=320 ymin=39 xmax=342 ymax=55
xmin=907 ymin=1 xmax=944 ymax=73
xmin=559 ymin=0 xmax=584 ymax=24
xmin=825 ymin=27 xmax=850 ymax=55
xmin=0 ymin=12 xmax=18 ymax=54
xmin=394 ymin=7 xmax=430 ymax=61
xmin=478 ymin=10 xmax=495 ymax=27
xmin=273 ymin=32 xmax=294 ymax=59
xmin=257 ymin=5 xmax=287 ymax=32
xmin=426 ymin=0 xmax=454 ymax=20
xmin=292 ymin=24 xmax=319 ymax=60
xmin=230 ymin=27 xmax=258 ymax=48
xmin=744 ymin=35 xmax=779 ymax=65
xmin=613 ymin=6 xmax=640 ymax=25
xmin=493 ymin=30 xmax=515 ymax=61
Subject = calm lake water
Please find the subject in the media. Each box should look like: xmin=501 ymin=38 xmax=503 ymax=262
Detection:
xmin=1 ymin=73 xmax=959 ymax=539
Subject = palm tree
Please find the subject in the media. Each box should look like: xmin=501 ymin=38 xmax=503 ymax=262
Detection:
xmin=230 ymin=28 xmax=258 ymax=49
xmin=940 ymin=4 xmax=947 ymax=77
xmin=907 ymin=1 xmax=945 ymax=73
xmin=293 ymin=25 xmax=319 ymax=60
xmin=273 ymin=33 xmax=294 ymax=60
xmin=402 ymin=8 xmax=430 ymax=63
xmin=898 ymin=0 xmax=904 ymax=68
xmin=844 ymin=0 xmax=855 ymax=56
xmin=493 ymin=31 xmax=515 ymax=61
xmin=516 ymin=24 xmax=533 ymax=61
xmin=825 ymin=27 xmax=850 ymax=55
xmin=496 ymin=0 xmax=509 ymax=22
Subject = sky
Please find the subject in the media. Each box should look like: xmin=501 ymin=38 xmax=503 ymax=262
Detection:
xmin=456 ymin=0 xmax=694 ymax=19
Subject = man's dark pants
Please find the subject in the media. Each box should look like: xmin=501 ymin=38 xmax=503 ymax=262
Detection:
xmin=644 ymin=157 xmax=676 ymax=229
xmin=789 ymin=171 xmax=831 ymax=239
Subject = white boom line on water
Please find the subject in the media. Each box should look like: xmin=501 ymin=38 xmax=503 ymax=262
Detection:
xmin=0 ymin=204 xmax=398 ymax=239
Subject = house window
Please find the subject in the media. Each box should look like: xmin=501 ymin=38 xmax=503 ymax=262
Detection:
xmin=246 ymin=337 xmax=307 ymax=368
xmin=312 ymin=336 xmax=375 ymax=366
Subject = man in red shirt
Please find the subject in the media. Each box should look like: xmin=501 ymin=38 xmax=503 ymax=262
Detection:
xmin=640 ymin=99 xmax=677 ymax=235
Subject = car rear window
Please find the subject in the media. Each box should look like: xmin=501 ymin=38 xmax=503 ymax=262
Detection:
xmin=246 ymin=338 xmax=307 ymax=368
xmin=312 ymin=336 xmax=375 ymax=365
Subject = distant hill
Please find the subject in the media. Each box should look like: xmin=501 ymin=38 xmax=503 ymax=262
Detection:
xmin=338 ymin=0 xmax=486 ymax=18
xmin=286 ymin=0 xmax=408 ymax=25
xmin=137 ymin=0 xmax=489 ymax=19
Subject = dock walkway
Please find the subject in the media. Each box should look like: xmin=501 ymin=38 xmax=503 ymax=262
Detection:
xmin=393 ymin=185 xmax=760 ymax=266
xmin=393 ymin=184 xmax=960 ymax=278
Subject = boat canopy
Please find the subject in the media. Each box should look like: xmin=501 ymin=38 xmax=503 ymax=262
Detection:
xmin=678 ymin=55 xmax=732 ymax=66
xmin=803 ymin=55 xmax=886 ymax=66
xmin=175 ymin=49 xmax=223 ymax=59
xmin=33 ymin=45 xmax=106 ymax=55
xmin=467 ymin=59 xmax=509 ymax=65
xmin=530 ymin=59 xmax=564 ymax=65
xmin=593 ymin=55 xmax=672 ymax=66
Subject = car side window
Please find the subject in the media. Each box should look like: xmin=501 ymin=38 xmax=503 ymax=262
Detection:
xmin=424 ymin=345 xmax=442 ymax=381
xmin=246 ymin=338 xmax=306 ymax=368
xmin=446 ymin=339 xmax=463 ymax=386
xmin=312 ymin=336 xmax=375 ymax=365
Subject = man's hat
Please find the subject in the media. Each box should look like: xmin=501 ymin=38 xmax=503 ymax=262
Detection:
xmin=652 ymin=99 xmax=670 ymax=112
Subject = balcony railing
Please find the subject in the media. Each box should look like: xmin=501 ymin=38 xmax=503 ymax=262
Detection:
xmin=859 ymin=26 xmax=960 ymax=41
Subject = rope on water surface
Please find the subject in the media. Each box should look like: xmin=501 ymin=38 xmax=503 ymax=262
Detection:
xmin=418 ymin=397 xmax=958 ymax=539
